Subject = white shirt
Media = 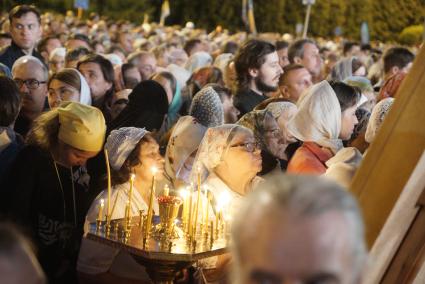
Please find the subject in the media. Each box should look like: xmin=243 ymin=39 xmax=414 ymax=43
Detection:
xmin=77 ymin=182 xmax=158 ymax=280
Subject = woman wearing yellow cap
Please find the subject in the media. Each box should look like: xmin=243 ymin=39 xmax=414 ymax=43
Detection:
xmin=2 ymin=102 xmax=106 ymax=284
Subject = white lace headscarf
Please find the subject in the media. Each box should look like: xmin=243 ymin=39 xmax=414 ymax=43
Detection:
xmin=189 ymin=86 xmax=224 ymax=127
xmin=164 ymin=116 xmax=207 ymax=183
xmin=105 ymin=127 xmax=148 ymax=171
xmin=191 ymin=124 xmax=250 ymax=181
xmin=365 ymin=98 xmax=394 ymax=143
xmin=265 ymin=101 xmax=298 ymax=120
xmin=288 ymin=80 xmax=343 ymax=154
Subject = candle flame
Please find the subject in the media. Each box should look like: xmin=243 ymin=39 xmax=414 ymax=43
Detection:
xmin=130 ymin=173 xmax=136 ymax=180
xmin=151 ymin=166 xmax=158 ymax=175
xmin=180 ymin=189 xmax=189 ymax=199
xmin=219 ymin=192 xmax=231 ymax=206
xmin=100 ymin=199 xmax=104 ymax=206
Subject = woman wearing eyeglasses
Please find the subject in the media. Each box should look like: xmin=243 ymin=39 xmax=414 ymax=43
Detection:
xmin=191 ymin=125 xmax=262 ymax=229
xmin=238 ymin=109 xmax=288 ymax=175
xmin=48 ymin=68 xmax=92 ymax=109
xmin=191 ymin=124 xmax=262 ymax=283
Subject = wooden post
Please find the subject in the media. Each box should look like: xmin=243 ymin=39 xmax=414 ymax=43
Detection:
xmin=350 ymin=44 xmax=425 ymax=247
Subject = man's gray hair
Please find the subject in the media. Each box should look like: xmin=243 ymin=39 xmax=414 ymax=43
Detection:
xmin=232 ymin=174 xmax=367 ymax=282
xmin=12 ymin=55 xmax=48 ymax=80
xmin=288 ymin=38 xmax=316 ymax=63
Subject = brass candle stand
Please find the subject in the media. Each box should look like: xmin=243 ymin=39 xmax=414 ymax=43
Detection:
xmin=87 ymin=195 xmax=229 ymax=284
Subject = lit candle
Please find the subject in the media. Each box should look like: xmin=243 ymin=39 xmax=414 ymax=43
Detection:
xmin=210 ymin=220 xmax=214 ymax=243
xmin=216 ymin=192 xmax=231 ymax=238
xmin=180 ymin=188 xmax=189 ymax=230
xmin=193 ymin=167 xmax=202 ymax=237
xmin=129 ymin=173 xmax=135 ymax=209
xmin=215 ymin=205 xmax=221 ymax=237
xmin=204 ymin=190 xmax=212 ymax=233
xmin=188 ymin=184 xmax=193 ymax=238
xmin=145 ymin=166 xmax=157 ymax=237
xmin=97 ymin=199 xmax=104 ymax=221
xmin=163 ymin=184 xmax=169 ymax=196
xmin=124 ymin=200 xmax=130 ymax=221
xmin=104 ymin=149 xmax=112 ymax=220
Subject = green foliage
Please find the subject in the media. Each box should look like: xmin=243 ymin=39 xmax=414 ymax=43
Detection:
xmin=2 ymin=0 xmax=425 ymax=43
xmin=399 ymin=25 xmax=424 ymax=45
xmin=370 ymin=0 xmax=425 ymax=42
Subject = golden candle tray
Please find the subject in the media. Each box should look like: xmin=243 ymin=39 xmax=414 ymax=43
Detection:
xmin=86 ymin=216 xmax=228 ymax=284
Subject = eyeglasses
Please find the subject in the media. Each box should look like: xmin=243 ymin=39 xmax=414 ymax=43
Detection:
xmin=14 ymin=79 xmax=47 ymax=90
xmin=230 ymin=142 xmax=260 ymax=153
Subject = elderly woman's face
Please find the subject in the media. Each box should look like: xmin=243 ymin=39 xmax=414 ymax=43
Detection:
xmin=134 ymin=136 xmax=165 ymax=179
xmin=263 ymin=115 xmax=287 ymax=159
xmin=221 ymin=130 xmax=262 ymax=175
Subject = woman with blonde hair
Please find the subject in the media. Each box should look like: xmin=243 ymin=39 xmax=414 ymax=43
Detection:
xmin=2 ymin=102 xmax=106 ymax=283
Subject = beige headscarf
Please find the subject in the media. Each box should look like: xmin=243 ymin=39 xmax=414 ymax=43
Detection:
xmin=328 ymin=57 xmax=355 ymax=81
xmin=288 ymin=81 xmax=343 ymax=154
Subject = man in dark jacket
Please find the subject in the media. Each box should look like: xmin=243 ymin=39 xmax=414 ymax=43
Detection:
xmin=0 ymin=5 xmax=45 ymax=70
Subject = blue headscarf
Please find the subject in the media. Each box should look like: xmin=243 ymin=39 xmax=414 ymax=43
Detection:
xmin=167 ymin=80 xmax=183 ymax=127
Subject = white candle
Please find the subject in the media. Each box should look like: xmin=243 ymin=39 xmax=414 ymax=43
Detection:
xmin=145 ymin=166 xmax=157 ymax=237
xmin=97 ymin=199 xmax=104 ymax=221
xmin=163 ymin=184 xmax=169 ymax=196
xmin=104 ymin=149 xmax=112 ymax=220
xmin=129 ymin=173 xmax=135 ymax=211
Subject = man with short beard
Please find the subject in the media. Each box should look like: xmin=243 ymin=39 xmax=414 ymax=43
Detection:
xmin=233 ymin=39 xmax=283 ymax=117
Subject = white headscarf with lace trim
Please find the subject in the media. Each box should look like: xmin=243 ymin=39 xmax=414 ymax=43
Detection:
xmin=288 ymin=80 xmax=343 ymax=154
xmin=164 ymin=116 xmax=207 ymax=183
xmin=191 ymin=124 xmax=252 ymax=181
xmin=365 ymin=98 xmax=394 ymax=143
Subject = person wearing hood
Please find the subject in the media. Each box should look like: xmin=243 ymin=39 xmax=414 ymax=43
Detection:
xmin=107 ymin=80 xmax=169 ymax=134
xmin=48 ymin=68 xmax=92 ymax=108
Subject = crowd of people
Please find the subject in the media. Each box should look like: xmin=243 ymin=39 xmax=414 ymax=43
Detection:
xmin=0 ymin=4 xmax=419 ymax=284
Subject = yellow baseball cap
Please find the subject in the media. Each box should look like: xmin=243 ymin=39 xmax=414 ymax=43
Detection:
xmin=58 ymin=102 xmax=106 ymax=152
